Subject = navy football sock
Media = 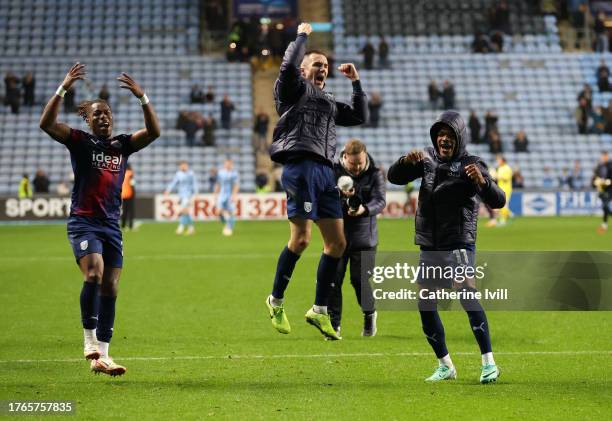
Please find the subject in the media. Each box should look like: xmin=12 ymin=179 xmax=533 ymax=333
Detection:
xmin=271 ymin=246 xmax=301 ymax=299
xmin=314 ymin=253 xmax=341 ymax=306
xmin=418 ymin=298 xmax=449 ymax=358
xmin=97 ymin=296 xmax=117 ymax=343
xmin=80 ymin=281 xmax=100 ymax=329
xmin=459 ymin=288 xmax=492 ymax=354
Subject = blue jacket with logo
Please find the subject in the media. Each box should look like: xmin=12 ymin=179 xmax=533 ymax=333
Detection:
xmin=387 ymin=111 xmax=505 ymax=249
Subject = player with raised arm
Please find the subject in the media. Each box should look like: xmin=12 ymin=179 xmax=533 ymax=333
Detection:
xmin=39 ymin=63 xmax=161 ymax=376
xmin=214 ymin=158 xmax=239 ymax=236
xmin=164 ymin=161 xmax=198 ymax=235
xmin=387 ymin=111 xmax=505 ymax=384
xmin=266 ymin=23 xmax=368 ymax=340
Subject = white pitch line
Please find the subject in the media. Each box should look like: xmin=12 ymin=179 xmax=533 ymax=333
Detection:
xmin=0 ymin=253 xmax=321 ymax=263
xmin=0 ymin=350 xmax=608 ymax=365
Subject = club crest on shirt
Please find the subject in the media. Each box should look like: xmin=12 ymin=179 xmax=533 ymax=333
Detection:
xmin=304 ymin=202 xmax=312 ymax=213
xmin=91 ymin=151 xmax=122 ymax=172
xmin=449 ymin=161 xmax=461 ymax=177
xmin=80 ymin=240 xmax=88 ymax=251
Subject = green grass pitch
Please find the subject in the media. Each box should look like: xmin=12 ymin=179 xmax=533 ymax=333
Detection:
xmin=0 ymin=217 xmax=610 ymax=420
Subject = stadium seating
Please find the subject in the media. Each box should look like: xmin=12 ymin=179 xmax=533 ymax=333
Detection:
xmin=331 ymin=0 xmax=562 ymax=55
xmin=0 ymin=0 xmax=257 ymax=195
xmin=0 ymin=0 xmax=200 ymax=56
xmin=326 ymin=52 xmax=611 ymax=189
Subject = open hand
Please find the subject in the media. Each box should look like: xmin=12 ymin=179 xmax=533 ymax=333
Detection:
xmin=61 ymin=62 xmax=86 ymax=90
xmin=338 ymin=63 xmax=359 ymax=81
xmin=117 ymin=73 xmax=145 ymax=98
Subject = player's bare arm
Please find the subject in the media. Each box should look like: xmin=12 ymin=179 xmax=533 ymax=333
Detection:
xmin=39 ymin=62 xmax=86 ymax=143
xmin=117 ymin=72 xmax=161 ymax=150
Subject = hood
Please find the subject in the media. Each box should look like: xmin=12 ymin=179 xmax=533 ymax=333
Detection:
xmin=429 ymin=110 xmax=468 ymax=160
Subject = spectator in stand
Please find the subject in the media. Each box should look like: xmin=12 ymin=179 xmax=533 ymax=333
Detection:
xmin=468 ymin=110 xmax=481 ymax=144
xmin=512 ymin=167 xmax=524 ymax=188
xmin=571 ymin=3 xmax=587 ymax=49
xmin=22 ymin=72 xmax=35 ymax=106
xmin=604 ymin=100 xmax=612 ymax=134
xmin=64 ymin=86 xmax=76 ymax=113
xmin=361 ymin=41 xmax=375 ymax=70
xmin=490 ymin=0 xmax=511 ymax=34
xmin=33 ymin=169 xmax=50 ymax=193
xmin=18 ymin=174 xmax=32 ymax=198
xmin=472 ymin=31 xmax=491 ymax=53
xmin=253 ymin=109 xmax=270 ymax=152
xmin=488 ymin=130 xmax=503 ymax=153
xmin=559 ymin=168 xmax=573 ymax=190
xmin=57 ymin=179 xmax=70 ymax=196
xmin=591 ymin=106 xmax=606 ymax=134
xmin=203 ymin=114 xmax=217 ymax=146
xmin=428 ymin=80 xmax=440 ymax=109
xmin=490 ymin=31 xmax=504 ymax=52
xmin=577 ymin=83 xmax=593 ymax=111
xmin=98 ymin=83 xmax=110 ymax=102
xmin=208 ymin=167 xmax=218 ymax=192
xmin=597 ymin=59 xmax=610 ymax=92
xmin=4 ymin=72 xmax=20 ymax=114
xmin=571 ymin=160 xmax=584 ymax=189
xmin=575 ymin=97 xmax=589 ymax=134
xmin=513 ymin=130 xmax=529 ymax=152
xmin=368 ymin=92 xmax=383 ymax=128
xmin=594 ymin=11 xmax=609 ymax=53
xmin=442 ymin=80 xmax=455 ymax=110
xmin=205 ymin=85 xmax=215 ymax=103
xmin=378 ymin=36 xmax=390 ymax=68
xmin=220 ymin=94 xmax=235 ymax=129
xmin=255 ymin=173 xmax=271 ymax=193
xmin=484 ymin=110 xmax=499 ymax=134
xmin=190 ymin=84 xmax=205 ymax=104
xmin=177 ymin=110 xmax=201 ymax=147
xmin=542 ymin=166 xmax=555 ymax=189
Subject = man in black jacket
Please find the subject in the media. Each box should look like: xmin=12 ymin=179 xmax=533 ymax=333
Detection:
xmin=266 ymin=23 xmax=368 ymax=340
xmin=329 ymin=139 xmax=386 ymax=338
xmin=388 ymin=110 xmax=505 ymax=384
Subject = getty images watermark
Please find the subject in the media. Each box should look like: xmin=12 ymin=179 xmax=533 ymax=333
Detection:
xmin=360 ymin=251 xmax=612 ymax=311
xmin=369 ymin=259 xmax=507 ymax=301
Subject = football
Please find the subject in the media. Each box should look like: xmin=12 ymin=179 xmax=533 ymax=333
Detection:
xmin=337 ymin=175 xmax=354 ymax=192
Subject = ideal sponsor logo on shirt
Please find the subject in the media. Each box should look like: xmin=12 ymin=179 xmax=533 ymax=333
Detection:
xmin=91 ymin=151 xmax=122 ymax=172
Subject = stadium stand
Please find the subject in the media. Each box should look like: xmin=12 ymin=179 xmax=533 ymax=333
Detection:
xmin=326 ymin=0 xmax=610 ymax=189
xmin=0 ymin=1 xmax=255 ymax=194
xmin=331 ymin=0 xmax=562 ymax=55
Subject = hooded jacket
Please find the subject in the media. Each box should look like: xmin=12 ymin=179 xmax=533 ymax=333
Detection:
xmin=334 ymin=152 xmax=386 ymax=250
xmin=270 ymin=33 xmax=368 ymax=167
xmin=387 ymin=111 xmax=506 ymax=249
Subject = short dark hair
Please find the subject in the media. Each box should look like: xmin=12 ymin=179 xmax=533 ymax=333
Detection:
xmin=76 ymin=99 xmax=111 ymax=121
xmin=304 ymin=49 xmax=328 ymax=61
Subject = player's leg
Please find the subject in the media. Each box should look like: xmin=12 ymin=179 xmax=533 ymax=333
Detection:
xmin=419 ymin=286 xmax=456 ymax=381
xmin=304 ymin=217 xmax=345 ymax=340
xmin=266 ymin=217 xmax=312 ymax=334
xmin=328 ymin=253 xmax=349 ymax=334
xmin=452 ymin=250 xmax=499 ymax=383
xmin=77 ymin=253 xmax=104 ymax=360
xmin=90 ymin=223 xmax=126 ymax=376
xmin=185 ymin=197 xmax=195 ymax=235
xmin=348 ymin=249 xmax=377 ymax=336
xmin=498 ymin=190 xmax=512 ymax=225
xmin=598 ymin=192 xmax=609 ymax=233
